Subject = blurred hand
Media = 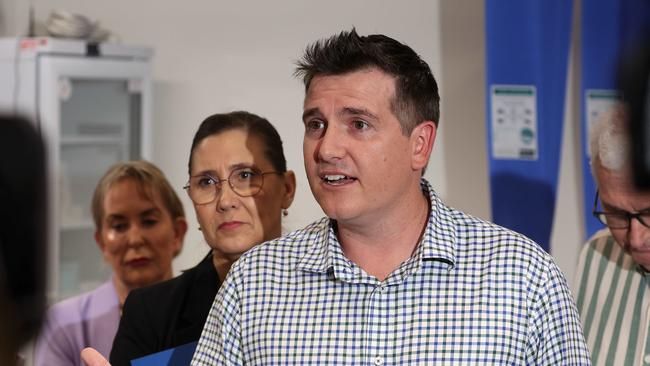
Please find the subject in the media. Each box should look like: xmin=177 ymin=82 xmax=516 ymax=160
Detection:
xmin=80 ymin=348 xmax=111 ymax=366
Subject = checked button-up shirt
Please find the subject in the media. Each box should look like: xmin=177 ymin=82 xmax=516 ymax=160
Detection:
xmin=192 ymin=179 xmax=590 ymax=365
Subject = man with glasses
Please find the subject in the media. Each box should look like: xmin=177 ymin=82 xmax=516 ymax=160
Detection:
xmin=574 ymin=102 xmax=650 ymax=365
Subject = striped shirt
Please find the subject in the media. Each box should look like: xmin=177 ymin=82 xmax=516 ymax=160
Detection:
xmin=192 ymin=179 xmax=590 ymax=365
xmin=574 ymin=229 xmax=650 ymax=366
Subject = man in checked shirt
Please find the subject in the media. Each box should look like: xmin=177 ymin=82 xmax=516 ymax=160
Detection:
xmin=191 ymin=29 xmax=590 ymax=365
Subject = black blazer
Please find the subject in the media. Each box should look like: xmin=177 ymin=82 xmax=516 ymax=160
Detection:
xmin=109 ymin=253 xmax=220 ymax=366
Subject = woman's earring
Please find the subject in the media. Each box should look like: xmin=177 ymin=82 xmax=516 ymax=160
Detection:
xmin=282 ymin=209 xmax=289 ymax=217
xmin=198 ymin=226 xmax=202 ymax=231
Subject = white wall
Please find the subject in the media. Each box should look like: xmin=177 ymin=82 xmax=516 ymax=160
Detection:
xmin=549 ymin=0 xmax=585 ymax=287
xmin=0 ymin=0 xmax=24 ymax=36
xmin=437 ymin=0 xmax=490 ymax=219
xmin=1 ymin=0 xmax=583 ymax=286
xmin=6 ymin=0 xmax=454 ymax=272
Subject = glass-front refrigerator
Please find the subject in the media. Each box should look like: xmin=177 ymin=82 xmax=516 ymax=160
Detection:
xmin=0 ymin=37 xmax=153 ymax=302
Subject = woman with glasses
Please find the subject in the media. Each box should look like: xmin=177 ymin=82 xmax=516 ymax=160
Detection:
xmin=35 ymin=160 xmax=188 ymax=366
xmin=107 ymin=111 xmax=296 ymax=365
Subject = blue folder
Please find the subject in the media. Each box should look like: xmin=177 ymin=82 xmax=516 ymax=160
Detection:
xmin=130 ymin=341 xmax=198 ymax=366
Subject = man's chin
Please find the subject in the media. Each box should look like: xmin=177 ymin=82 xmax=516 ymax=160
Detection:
xmin=318 ymin=201 xmax=351 ymax=219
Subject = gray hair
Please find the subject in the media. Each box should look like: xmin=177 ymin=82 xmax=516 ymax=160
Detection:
xmin=589 ymin=102 xmax=630 ymax=177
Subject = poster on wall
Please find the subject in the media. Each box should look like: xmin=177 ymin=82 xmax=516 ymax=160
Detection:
xmin=490 ymin=85 xmax=538 ymax=160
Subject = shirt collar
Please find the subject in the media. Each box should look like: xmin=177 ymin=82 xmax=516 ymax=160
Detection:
xmin=296 ymin=179 xmax=457 ymax=275
xmin=295 ymin=217 xmax=332 ymax=273
xmin=418 ymin=179 xmax=457 ymax=266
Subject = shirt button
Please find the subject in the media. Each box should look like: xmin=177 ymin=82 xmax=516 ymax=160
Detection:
xmin=644 ymin=354 xmax=650 ymax=364
xmin=374 ymin=356 xmax=384 ymax=365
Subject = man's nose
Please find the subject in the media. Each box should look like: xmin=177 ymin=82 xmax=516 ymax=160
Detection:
xmin=627 ymin=217 xmax=650 ymax=249
xmin=317 ymin=124 xmax=345 ymax=162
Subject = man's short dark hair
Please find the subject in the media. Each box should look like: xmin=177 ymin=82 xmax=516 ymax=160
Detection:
xmin=295 ymin=28 xmax=440 ymax=135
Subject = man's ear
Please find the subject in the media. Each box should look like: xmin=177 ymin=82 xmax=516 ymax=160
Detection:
xmin=281 ymin=170 xmax=297 ymax=210
xmin=410 ymin=121 xmax=437 ymax=171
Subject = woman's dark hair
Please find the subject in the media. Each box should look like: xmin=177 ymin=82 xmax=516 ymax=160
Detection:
xmin=188 ymin=111 xmax=287 ymax=176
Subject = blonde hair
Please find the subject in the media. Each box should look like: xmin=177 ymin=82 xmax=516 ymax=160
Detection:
xmin=91 ymin=160 xmax=185 ymax=230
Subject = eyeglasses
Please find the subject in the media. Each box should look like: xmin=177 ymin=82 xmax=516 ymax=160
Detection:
xmin=592 ymin=190 xmax=650 ymax=229
xmin=184 ymin=167 xmax=282 ymax=204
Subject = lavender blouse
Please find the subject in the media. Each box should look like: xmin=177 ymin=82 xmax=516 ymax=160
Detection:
xmin=34 ymin=280 xmax=120 ymax=366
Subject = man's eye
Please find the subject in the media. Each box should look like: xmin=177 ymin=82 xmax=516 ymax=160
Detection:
xmin=352 ymin=120 xmax=369 ymax=130
xmin=606 ymin=213 xmax=627 ymax=219
xmin=305 ymin=120 xmax=326 ymax=131
xmin=603 ymin=208 xmax=627 ymax=216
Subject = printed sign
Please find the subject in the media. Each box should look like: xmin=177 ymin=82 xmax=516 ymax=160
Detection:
xmin=491 ymin=85 xmax=538 ymax=160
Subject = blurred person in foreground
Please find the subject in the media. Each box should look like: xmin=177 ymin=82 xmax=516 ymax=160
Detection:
xmin=574 ymin=102 xmax=650 ymax=365
xmin=35 ymin=160 xmax=188 ymax=366
xmin=191 ymin=29 xmax=590 ymax=365
xmin=0 ymin=116 xmax=46 ymax=366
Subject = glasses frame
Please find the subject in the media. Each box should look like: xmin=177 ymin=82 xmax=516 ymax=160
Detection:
xmin=183 ymin=168 xmax=282 ymax=204
xmin=592 ymin=190 xmax=650 ymax=229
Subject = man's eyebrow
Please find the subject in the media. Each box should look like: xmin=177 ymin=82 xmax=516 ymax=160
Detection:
xmin=302 ymin=107 xmax=379 ymax=122
xmin=302 ymin=108 xmax=322 ymax=122
xmin=602 ymin=201 xmax=650 ymax=214
xmin=340 ymin=107 xmax=378 ymax=120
